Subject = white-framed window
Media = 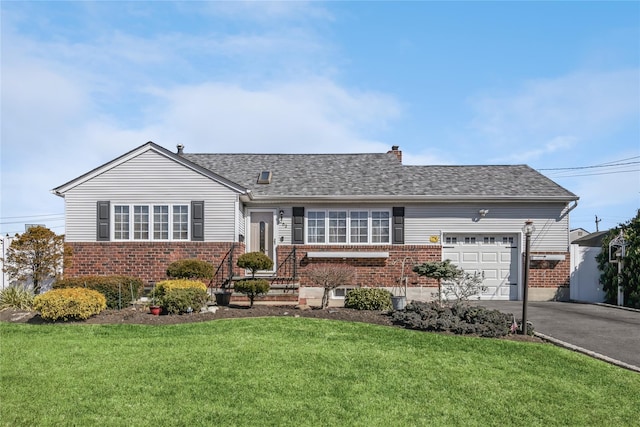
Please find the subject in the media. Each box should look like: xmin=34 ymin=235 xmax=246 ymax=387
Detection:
xmin=332 ymin=287 xmax=357 ymax=299
xmin=308 ymin=211 xmax=326 ymax=243
xmin=113 ymin=204 xmax=189 ymax=241
xmin=350 ymin=211 xmax=368 ymax=243
xmin=328 ymin=211 xmax=347 ymax=243
xmin=371 ymin=211 xmax=390 ymax=243
xmin=114 ymin=205 xmax=130 ymax=240
xmin=306 ymin=209 xmax=391 ymax=244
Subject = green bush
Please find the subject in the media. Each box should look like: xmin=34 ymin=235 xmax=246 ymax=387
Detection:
xmin=53 ymin=276 xmax=143 ymax=309
xmin=33 ymin=288 xmax=106 ymax=321
xmin=0 ymin=285 xmax=34 ymax=310
xmin=391 ymin=301 xmax=520 ymax=338
xmin=155 ymin=279 xmax=207 ymax=294
xmin=166 ymin=259 xmax=214 ymax=280
xmin=237 ymin=252 xmax=273 ymax=278
xmin=158 ymin=288 xmax=209 ymax=315
xmin=233 ymin=279 xmax=270 ymax=307
xmin=344 ymin=288 xmax=392 ymax=311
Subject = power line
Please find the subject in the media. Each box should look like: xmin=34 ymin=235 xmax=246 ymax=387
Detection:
xmin=537 ymin=160 xmax=640 ymax=171
xmin=0 ymin=213 xmax=65 ymax=220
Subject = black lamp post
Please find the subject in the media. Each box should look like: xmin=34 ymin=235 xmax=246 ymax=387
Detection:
xmin=522 ymin=220 xmax=535 ymax=335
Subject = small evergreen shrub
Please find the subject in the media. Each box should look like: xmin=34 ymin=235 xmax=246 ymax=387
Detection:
xmin=237 ymin=252 xmax=274 ymax=277
xmin=33 ymin=288 xmax=106 ymax=321
xmin=158 ymin=288 xmax=209 ymax=315
xmin=392 ymin=301 xmax=516 ymax=338
xmin=53 ymin=276 xmax=143 ymax=309
xmin=155 ymin=279 xmax=207 ymax=294
xmin=166 ymin=259 xmax=214 ymax=279
xmin=344 ymin=288 xmax=392 ymax=311
xmin=233 ymin=279 xmax=270 ymax=307
xmin=0 ymin=285 xmax=34 ymax=310
xmin=155 ymin=280 xmax=209 ymax=314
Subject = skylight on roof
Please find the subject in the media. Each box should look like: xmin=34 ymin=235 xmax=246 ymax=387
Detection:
xmin=257 ymin=171 xmax=272 ymax=184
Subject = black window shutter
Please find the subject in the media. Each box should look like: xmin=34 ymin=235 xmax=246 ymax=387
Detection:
xmin=191 ymin=201 xmax=204 ymax=241
xmin=392 ymin=207 xmax=404 ymax=244
xmin=292 ymin=207 xmax=304 ymax=244
xmin=96 ymin=201 xmax=110 ymax=241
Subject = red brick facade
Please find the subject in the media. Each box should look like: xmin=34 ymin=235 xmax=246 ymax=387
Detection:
xmin=64 ymin=242 xmax=570 ymax=297
xmin=527 ymin=251 xmax=571 ymax=288
xmin=65 ymin=242 xmax=246 ymax=285
xmin=276 ymin=245 xmax=442 ymax=288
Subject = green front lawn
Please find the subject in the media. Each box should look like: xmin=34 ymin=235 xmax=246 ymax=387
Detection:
xmin=1 ymin=318 xmax=638 ymax=426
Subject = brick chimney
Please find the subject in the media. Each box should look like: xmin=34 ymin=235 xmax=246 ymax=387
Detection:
xmin=387 ymin=145 xmax=402 ymax=163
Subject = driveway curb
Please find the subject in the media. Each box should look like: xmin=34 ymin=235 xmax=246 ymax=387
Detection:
xmin=535 ymin=332 xmax=640 ymax=373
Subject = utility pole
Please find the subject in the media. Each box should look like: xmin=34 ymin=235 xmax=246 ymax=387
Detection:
xmin=595 ymin=215 xmax=601 ymax=232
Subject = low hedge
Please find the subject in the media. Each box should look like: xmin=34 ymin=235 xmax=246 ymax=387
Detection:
xmin=34 ymin=288 xmax=106 ymax=321
xmin=391 ymin=301 xmax=520 ymax=337
xmin=166 ymin=259 xmax=214 ymax=280
xmin=344 ymin=288 xmax=392 ymax=311
xmin=53 ymin=276 xmax=143 ymax=309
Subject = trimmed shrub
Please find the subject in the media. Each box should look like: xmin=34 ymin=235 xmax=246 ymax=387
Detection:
xmin=233 ymin=279 xmax=270 ymax=307
xmin=155 ymin=280 xmax=209 ymax=314
xmin=53 ymin=276 xmax=143 ymax=309
xmin=158 ymin=288 xmax=209 ymax=315
xmin=33 ymin=288 xmax=106 ymax=321
xmin=344 ymin=288 xmax=392 ymax=311
xmin=391 ymin=301 xmax=516 ymax=338
xmin=166 ymin=259 xmax=214 ymax=280
xmin=0 ymin=285 xmax=34 ymax=310
xmin=237 ymin=252 xmax=273 ymax=278
xmin=156 ymin=279 xmax=207 ymax=294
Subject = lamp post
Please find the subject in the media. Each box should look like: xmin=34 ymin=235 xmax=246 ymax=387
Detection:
xmin=522 ymin=220 xmax=535 ymax=335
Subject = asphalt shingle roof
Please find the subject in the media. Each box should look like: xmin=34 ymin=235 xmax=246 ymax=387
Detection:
xmin=183 ymin=152 xmax=577 ymax=200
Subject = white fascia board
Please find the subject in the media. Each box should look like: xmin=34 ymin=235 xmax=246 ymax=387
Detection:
xmin=246 ymin=195 xmax=579 ymax=204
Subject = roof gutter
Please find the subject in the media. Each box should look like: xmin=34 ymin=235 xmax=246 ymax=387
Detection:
xmin=560 ymin=199 xmax=579 ymax=219
xmin=246 ymin=194 xmax=580 ymax=204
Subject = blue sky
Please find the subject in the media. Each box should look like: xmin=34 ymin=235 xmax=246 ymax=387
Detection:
xmin=1 ymin=1 xmax=638 ymax=236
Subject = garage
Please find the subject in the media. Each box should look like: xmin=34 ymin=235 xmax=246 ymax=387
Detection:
xmin=442 ymin=234 xmax=519 ymax=300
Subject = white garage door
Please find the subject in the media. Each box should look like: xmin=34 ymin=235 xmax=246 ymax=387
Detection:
xmin=442 ymin=234 xmax=519 ymax=300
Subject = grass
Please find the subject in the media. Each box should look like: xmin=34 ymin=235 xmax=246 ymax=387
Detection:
xmin=1 ymin=317 xmax=638 ymax=426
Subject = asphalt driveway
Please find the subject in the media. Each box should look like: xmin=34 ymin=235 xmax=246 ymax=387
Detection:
xmin=472 ymin=301 xmax=640 ymax=371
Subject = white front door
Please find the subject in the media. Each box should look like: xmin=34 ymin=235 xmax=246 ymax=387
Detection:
xmin=249 ymin=211 xmax=275 ymax=267
xmin=442 ymin=234 xmax=519 ymax=300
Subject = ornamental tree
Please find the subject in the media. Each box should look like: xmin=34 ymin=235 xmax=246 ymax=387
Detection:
xmin=237 ymin=252 xmax=274 ymax=278
xmin=3 ymin=226 xmax=71 ymax=294
xmin=307 ymin=264 xmax=355 ymax=309
xmin=413 ymin=259 xmax=461 ymax=303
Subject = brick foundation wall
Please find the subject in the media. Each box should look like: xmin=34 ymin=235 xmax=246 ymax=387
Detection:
xmin=276 ymin=245 xmax=441 ymax=288
xmin=65 ymin=242 xmax=246 ymax=285
xmin=527 ymin=251 xmax=571 ymax=289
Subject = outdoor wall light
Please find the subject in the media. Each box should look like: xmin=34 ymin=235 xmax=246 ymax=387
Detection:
xmin=279 ymin=209 xmax=285 ymax=222
xmin=478 ymin=209 xmax=489 ymax=217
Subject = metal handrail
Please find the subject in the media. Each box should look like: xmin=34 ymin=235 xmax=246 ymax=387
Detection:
xmin=271 ymin=247 xmax=298 ymax=284
xmin=211 ymin=243 xmax=235 ymax=289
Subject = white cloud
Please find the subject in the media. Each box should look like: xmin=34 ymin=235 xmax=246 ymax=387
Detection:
xmin=469 ymin=69 xmax=640 ymax=162
xmin=145 ymin=80 xmax=401 ymax=153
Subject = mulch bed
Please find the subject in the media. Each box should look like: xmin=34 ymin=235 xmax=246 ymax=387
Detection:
xmin=0 ymin=305 xmax=542 ymax=342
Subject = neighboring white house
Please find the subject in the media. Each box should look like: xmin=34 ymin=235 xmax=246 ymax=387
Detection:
xmin=52 ymin=142 xmax=579 ymax=305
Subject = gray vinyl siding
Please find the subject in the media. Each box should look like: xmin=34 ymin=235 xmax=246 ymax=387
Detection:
xmin=64 ymin=150 xmax=238 ymax=242
xmin=405 ymin=203 xmax=570 ymax=252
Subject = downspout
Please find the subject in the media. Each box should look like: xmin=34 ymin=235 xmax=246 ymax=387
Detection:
xmin=560 ymin=200 xmax=578 ymax=219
